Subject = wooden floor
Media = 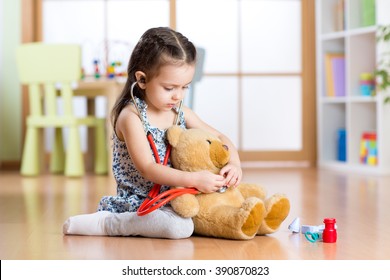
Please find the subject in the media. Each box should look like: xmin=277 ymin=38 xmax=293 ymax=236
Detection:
xmin=1 ymin=167 xmax=390 ymax=260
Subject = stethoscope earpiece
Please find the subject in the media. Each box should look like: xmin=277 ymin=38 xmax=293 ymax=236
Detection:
xmin=130 ymin=79 xmax=183 ymax=130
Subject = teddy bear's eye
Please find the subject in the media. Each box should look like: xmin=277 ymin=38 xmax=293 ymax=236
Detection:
xmin=206 ymin=140 xmax=211 ymax=144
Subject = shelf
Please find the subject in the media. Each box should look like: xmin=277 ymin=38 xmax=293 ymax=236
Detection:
xmin=321 ymin=97 xmax=347 ymax=103
xmin=349 ymin=96 xmax=378 ymax=103
xmin=347 ymin=25 xmax=377 ymax=36
xmin=319 ymin=160 xmax=390 ymax=175
xmin=321 ymin=96 xmax=378 ymax=104
xmin=320 ymin=26 xmax=376 ymax=41
xmin=316 ymin=0 xmax=390 ymax=175
xmin=321 ymin=31 xmax=347 ymax=41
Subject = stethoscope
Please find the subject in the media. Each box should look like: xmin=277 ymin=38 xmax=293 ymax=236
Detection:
xmin=130 ymin=81 xmax=227 ymax=216
xmin=130 ymin=81 xmax=199 ymax=216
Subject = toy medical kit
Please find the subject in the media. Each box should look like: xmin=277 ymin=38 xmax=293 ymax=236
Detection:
xmin=305 ymin=231 xmax=322 ymax=243
xmin=288 ymin=217 xmax=301 ymax=233
xmin=288 ymin=217 xmax=337 ymax=243
xmin=322 ymin=218 xmax=337 ymax=243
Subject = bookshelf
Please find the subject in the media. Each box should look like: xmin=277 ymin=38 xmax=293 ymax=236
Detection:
xmin=316 ymin=0 xmax=390 ymax=174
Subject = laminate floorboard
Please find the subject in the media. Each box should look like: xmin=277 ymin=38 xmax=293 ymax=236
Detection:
xmin=1 ymin=167 xmax=389 ymax=260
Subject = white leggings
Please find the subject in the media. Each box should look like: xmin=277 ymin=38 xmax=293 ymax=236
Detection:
xmin=63 ymin=207 xmax=194 ymax=239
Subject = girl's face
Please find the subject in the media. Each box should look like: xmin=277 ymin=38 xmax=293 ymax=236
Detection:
xmin=143 ymin=63 xmax=195 ymax=112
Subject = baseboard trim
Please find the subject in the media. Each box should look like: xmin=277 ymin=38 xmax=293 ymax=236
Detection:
xmin=1 ymin=160 xmax=312 ymax=171
xmin=241 ymin=161 xmax=311 ymax=168
xmin=0 ymin=161 xmax=21 ymax=170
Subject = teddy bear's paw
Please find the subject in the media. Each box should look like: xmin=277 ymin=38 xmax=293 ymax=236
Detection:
xmin=257 ymin=194 xmax=290 ymax=235
xmin=171 ymin=194 xmax=200 ymax=218
xmin=241 ymin=198 xmax=266 ymax=237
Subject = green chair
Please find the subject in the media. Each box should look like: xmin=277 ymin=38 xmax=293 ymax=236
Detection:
xmin=16 ymin=43 xmax=108 ymax=177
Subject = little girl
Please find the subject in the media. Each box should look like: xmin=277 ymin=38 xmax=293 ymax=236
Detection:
xmin=63 ymin=27 xmax=242 ymax=239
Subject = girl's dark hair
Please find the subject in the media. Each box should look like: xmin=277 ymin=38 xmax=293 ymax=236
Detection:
xmin=111 ymin=27 xmax=197 ymax=129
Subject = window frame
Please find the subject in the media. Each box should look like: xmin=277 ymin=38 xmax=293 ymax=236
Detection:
xmin=22 ymin=0 xmax=316 ymax=165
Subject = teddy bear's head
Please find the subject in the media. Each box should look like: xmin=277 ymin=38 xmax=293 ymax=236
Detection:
xmin=167 ymin=125 xmax=230 ymax=174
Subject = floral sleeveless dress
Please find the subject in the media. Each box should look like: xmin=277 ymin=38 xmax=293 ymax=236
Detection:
xmin=98 ymin=97 xmax=186 ymax=213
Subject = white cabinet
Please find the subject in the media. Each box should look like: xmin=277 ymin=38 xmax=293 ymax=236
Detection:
xmin=316 ymin=0 xmax=390 ymax=174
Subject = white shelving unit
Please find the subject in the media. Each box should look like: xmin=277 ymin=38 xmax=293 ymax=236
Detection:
xmin=316 ymin=0 xmax=390 ymax=174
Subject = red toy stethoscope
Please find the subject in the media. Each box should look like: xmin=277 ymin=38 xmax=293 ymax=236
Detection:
xmin=129 ymin=82 xmax=200 ymax=216
xmin=137 ymin=130 xmax=200 ymax=216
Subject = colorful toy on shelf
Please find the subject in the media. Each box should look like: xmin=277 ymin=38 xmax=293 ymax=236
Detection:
xmin=93 ymin=59 xmax=101 ymax=79
xmin=359 ymin=72 xmax=375 ymax=96
xmin=337 ymin=128 xmax=346 ymax=162
xmin=362 ymin=0 xmax=376 ymax=27
xmin=360 ymin=131 xmax=377 ymax=165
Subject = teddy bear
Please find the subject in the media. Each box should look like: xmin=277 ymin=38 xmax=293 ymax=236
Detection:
xmin=166 ymin=125 xmax=290 ymax=240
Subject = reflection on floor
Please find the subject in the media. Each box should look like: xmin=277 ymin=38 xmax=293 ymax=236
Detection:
xmin=1 ymin=167 xmax=389 ymax=259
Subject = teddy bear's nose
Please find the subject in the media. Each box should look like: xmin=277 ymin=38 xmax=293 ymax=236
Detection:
xmin=223 ymin=145 xmax=229 ymax=151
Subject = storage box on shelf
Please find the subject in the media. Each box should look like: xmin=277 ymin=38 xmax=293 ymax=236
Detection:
xmin=316 ymin=0 xmax=390 ymax=174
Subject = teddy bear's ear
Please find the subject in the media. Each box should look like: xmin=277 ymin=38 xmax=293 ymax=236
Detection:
xmin=166 ymin=125 xmax=184 ymax=147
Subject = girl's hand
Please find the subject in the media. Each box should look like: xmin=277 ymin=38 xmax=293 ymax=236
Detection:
xmin=219 ymin=162 xmax=242 ymax=188
xmin=191 ymin=170 xmax=226 ymax=193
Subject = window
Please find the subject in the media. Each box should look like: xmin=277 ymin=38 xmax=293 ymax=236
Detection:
xmin=176 ymin=0 xmax=302 ymax=150
xmin=40 ymin=0 xmax=314 ymax=160
xmin=43 ymin=0 xmax=169 ymax=74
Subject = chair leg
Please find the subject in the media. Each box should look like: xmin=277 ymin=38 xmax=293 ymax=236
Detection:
xmin=50 ymin=127 xmax=65 ymax=173
xmin=21 ymin=127 xmax=41 ymax=176
xmin=65 ymin=126 xmax=85 ymax=177
xmin=94 ymin=119 xmax=108 ymax=174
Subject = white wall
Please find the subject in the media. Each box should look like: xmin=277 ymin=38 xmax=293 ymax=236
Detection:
xmin=0 ymin=0 xmax=3 ymax=161
xmin=0 ymin=0 xmax=21 ymax=162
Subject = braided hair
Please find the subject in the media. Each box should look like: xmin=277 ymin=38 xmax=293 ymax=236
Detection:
xmin=111 ymin=27 xmax=197 ymax=130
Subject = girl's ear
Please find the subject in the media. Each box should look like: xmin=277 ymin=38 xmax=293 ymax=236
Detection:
xmin=135 ymin=71 xmax=147 ymax=89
